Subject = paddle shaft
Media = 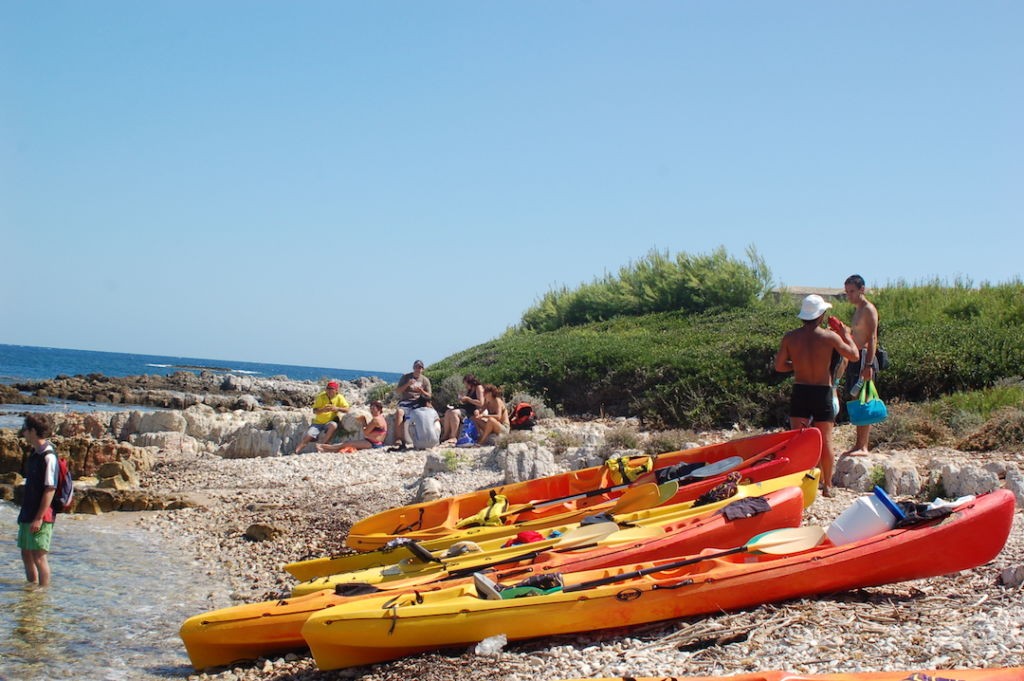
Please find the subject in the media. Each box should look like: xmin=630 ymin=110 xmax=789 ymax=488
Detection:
xmin=562 ymin=545 xmax=747 ymax=592
xmin=561 ymin=527 xmax=817 ymax=593
xmin=500 ymin=437 xmax=792 ymax=520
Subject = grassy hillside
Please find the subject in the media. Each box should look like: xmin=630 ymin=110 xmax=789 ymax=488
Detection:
xmin=428 ymin=281 xmax=1024 ymax=430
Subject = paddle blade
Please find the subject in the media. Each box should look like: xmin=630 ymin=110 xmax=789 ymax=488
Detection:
xmin=655 ymin=481 xmax=679 ymax=505
xmin=610 ymin=483 xmax=662 ymax=514
xmin=689 ymin=455 xmax=744 ymax=479
xmin=599 ymin=526 xmax=664 ymax=545
xmin=746 ymin=526 xmax=826 ymax=555
xmin=553 ymin=521 xmax=621 ymax=548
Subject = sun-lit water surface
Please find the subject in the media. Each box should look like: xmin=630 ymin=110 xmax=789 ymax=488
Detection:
xmin=0 ymin=503 xmax=225 ymax=681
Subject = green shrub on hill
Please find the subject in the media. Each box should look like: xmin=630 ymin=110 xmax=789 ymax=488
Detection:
xmin=520 ymin=247 xmax=771 ymax=332
xmin=428 ymin=280 xmax=1024 ymax=430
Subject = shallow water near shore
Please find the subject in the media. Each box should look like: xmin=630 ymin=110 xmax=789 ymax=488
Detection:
xmin=0 ymin=503 xmax=224 ymax=681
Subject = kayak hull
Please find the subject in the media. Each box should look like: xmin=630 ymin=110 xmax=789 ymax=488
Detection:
xmin=302 ymin=490 xmax=1015 ymax=671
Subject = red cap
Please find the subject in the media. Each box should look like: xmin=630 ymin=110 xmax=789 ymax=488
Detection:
xmin=326 ymin=381 xmax=339 ymax=390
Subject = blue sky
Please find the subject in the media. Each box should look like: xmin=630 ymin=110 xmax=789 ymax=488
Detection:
xmin=3 ymin=2 xmax=1020 ymax=373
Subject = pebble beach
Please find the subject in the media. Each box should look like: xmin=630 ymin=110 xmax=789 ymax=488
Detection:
xmin=125 ymin=415 xmax=1024 ymax=681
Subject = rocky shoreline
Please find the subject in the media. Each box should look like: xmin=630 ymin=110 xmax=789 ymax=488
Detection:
xmin=2 ymin=379 xmax=1022 ymax=681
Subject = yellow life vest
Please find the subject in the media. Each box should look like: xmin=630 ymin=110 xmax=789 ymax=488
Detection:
xmin=604 ymin=455 xmax=653 ymax=485
xmin=455 ymin=491 xmax=510 ymax=528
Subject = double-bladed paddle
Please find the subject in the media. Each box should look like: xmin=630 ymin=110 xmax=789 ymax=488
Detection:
xmin=495 ymin=455 xmax=747 ymax=521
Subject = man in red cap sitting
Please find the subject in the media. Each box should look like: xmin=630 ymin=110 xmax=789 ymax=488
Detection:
xmin=292 ymin=380 xmax=350 ymax=454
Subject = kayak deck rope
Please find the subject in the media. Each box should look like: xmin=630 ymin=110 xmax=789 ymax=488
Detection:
xmin=391 ymin=507 xmax=425 ymax=536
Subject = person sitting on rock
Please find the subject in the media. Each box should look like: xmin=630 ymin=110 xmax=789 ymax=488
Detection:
xmin=441 ymin=373 xmax=485 ymax=442
xmin=292 ymin=380 xmax=349 ymax=454
xmin=392 ymin=360 xmax=432 ymax=450
xmin=318 ymin=400 xmax=388 ymax=452
xmin=474 ymin=384 xmax=511 ymax=446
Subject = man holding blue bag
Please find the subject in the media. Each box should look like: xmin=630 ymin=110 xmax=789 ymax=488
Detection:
xmin=841 ymin=274 xmax=883 ymax=457
xmin=775 ymin=294 xmax=860 ymax=497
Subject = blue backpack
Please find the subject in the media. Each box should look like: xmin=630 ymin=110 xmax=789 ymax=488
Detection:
xmin=456 ymin=418 xmax=478 ymax=446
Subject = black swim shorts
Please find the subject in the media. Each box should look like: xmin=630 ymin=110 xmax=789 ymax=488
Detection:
xmin=845 ymin=348 xmax=880 ymax=396
xmin=790 ymin=384 xmax=835 ymax=423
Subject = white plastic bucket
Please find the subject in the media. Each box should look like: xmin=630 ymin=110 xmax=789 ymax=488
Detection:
xmin=826 ymin=487 xmax=904 ymax=546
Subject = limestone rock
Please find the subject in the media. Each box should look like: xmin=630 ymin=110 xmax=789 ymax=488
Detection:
xmin=217 ymin=426 xmax=285 ymax=458
xmin=220 ymin=374 xmax=255 ymax=393
xmin=882 ymin=453 xmax=922 ymax=496
xmin=0 ymin=471 xmax=22 ymax=485
xmin=559 ymin=446 xmax=603 ymax=471
xmin=941 ymin=463 xmax=1000 ymax=498
xmin=503 ymin=442 xmax=557 ymax=484
xmin=96 ymin=475 xmax=132 ymax=491
xmin=245 ymin=523 xmax=283 ymax=541
xmin=96 ymin=459 xmax=139 ymax=487
xmin=419 ymin=477 xmax=442 ymax=502
xmin=983 ymin=461 xmax=1010 ymax=477
xmin=833 ymin=453 xmax=888 ymax=492
xmin=131 ymin=431 xmax=200 ymax=454
xmin=423 ymin=452 xmax=451 ymax=476
xmin=1005 ymin=465 xmax=1024 ymax=509
xmin=231 ymin=395 xmax=259 ymax=411
xmin=74 ymin=494 xmax=103 ymax=515
xmin=138 ymin=410 xmax=187 ymax=434
xmin=998 ymin=564 xmax=1024 ymax=588
xmin=110 ymin=411 xmax=142 ymax=441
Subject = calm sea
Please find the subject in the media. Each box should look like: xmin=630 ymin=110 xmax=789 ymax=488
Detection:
xmin=0 ymin=345 xmax=404 ymax=678
xmin=0 ymin=344 xmax=402 ymax=385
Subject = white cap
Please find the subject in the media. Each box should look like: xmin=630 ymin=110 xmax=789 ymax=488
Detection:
xmin=797 ymin=294 xmax=832 ymax=320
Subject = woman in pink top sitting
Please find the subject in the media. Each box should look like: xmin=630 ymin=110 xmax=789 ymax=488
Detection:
xmin=318 ymin=400 xmax=388 ymax=451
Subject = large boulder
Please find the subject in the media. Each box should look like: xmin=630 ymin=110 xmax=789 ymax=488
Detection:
xmin=881 ymin=453 xmax=922 ymax=496
xmin=558 ymin=446 xmax=603 ymax=471
xmin=216 ymin=426 xmax=285 ymax=458
xmin=833 ymin=453 xmax=888 ymax=492
xmin=940 ymin=463 xmax=1001 ymax=498
xmin=503 ymin=442 xmax=557 ymax=484
xmin=1004 ymin=465 xmax=1024 ymax=509
xmin=138 ymin=410 xmax=187 ymax=434
xmin=131 ymin=431 xmax=201 ymax=454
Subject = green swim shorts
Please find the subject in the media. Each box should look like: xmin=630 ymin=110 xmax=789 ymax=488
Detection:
xmin=17 ymin=522 xmax=54 ymax=551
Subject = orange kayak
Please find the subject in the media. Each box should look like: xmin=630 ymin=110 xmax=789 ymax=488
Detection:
xmin=343 ymin=428 xmax=821 ymax=550
xmin=556 ymin=671 xmax=1024 ymax=681
xmin=302 ymin=490 xmax=1015 ymax=670
xmin=181 ymin=485 xmax=807 ymax=669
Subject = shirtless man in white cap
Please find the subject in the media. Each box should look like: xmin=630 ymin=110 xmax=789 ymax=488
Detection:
xmin=775 ymin=294 xmax=859 ymax=496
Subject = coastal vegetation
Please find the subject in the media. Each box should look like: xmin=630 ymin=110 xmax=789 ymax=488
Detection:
xmin=428 ymin=249 xmax=1024 ymax=439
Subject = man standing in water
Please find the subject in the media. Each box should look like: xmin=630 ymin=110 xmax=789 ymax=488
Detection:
xmin=776 ymin=294 xmax=859 ymax=496
xmin=841 ymin=274 xmax=880 ymax=457
xmin=17 ymin=415 xmax=58 ymax=587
